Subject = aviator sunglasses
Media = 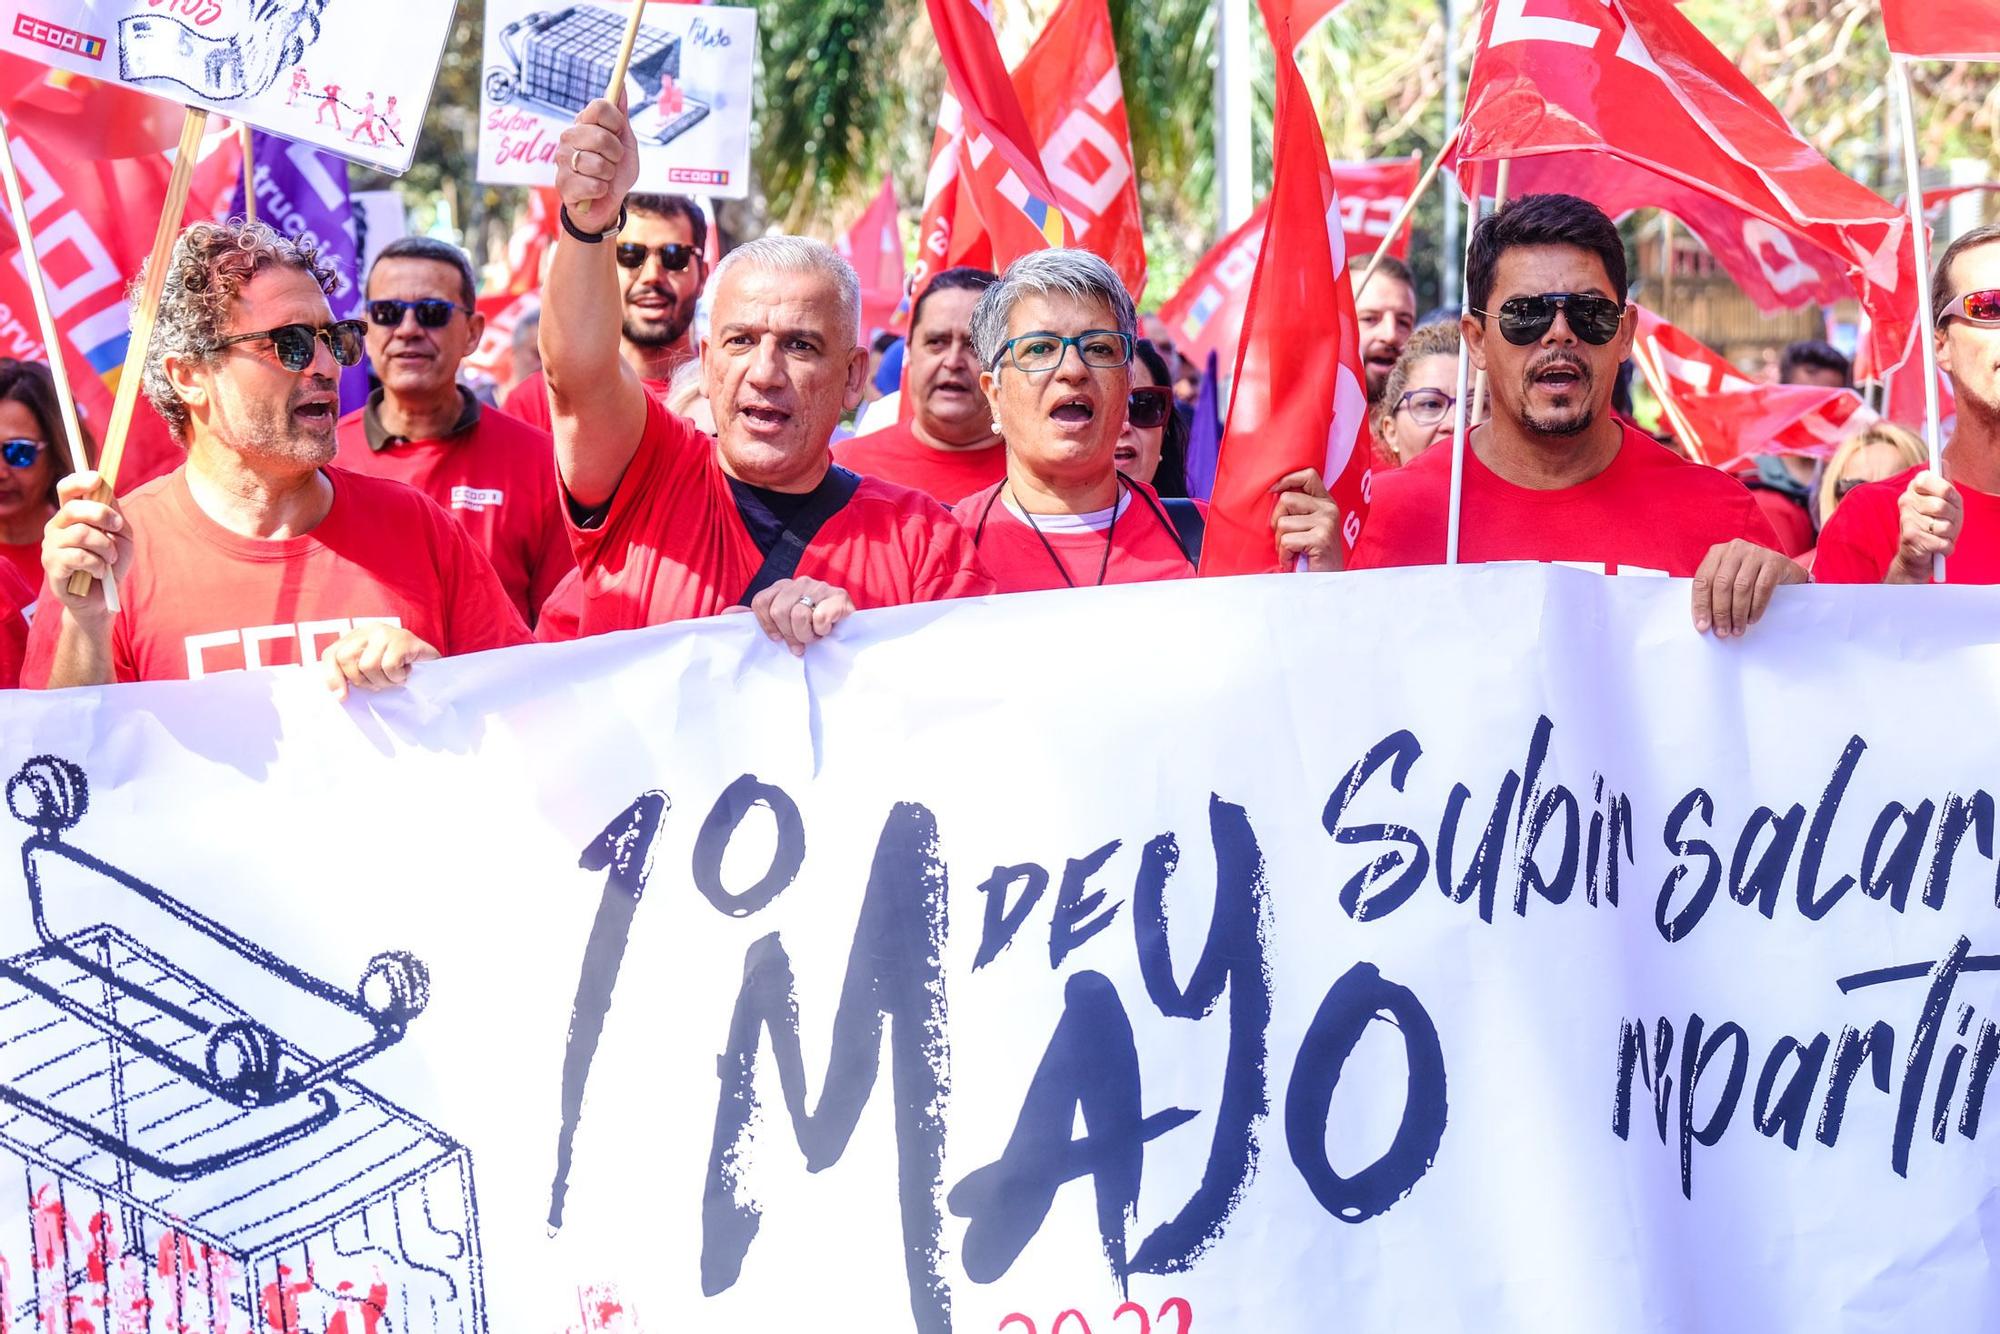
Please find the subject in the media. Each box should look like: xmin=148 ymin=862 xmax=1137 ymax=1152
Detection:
xmin=615 ymin=242 xmax=699 ymax=272
xmin=1127 ymin=385 xmax=1173 ymax=430
xmin=368 ymin=298 xmax=468 ymax=329
xmin=1472 ymin=292 xmax=1626 ymax=346
xmin=215 ymin=320 xmax=368 ymax=373
xmin=1941 ymin=288 xmax=2000 ymax=326
xmin=0 ymin=437 xmax=44 ymax=469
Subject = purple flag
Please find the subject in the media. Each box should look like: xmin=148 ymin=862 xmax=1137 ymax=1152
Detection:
xmin=1184 ymin=350 xmax=1222 ymax=501
xmin=230 ymin=131 xmax=371 ymax=413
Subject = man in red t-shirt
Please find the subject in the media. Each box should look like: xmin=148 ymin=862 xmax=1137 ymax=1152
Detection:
xmin=546 ymin=101 xmax=991 ymax=652
xmin=29 ymin=220 xmax=528 ymax=692
xmin=1350 ymin=194 xmax=1799 ymax=636
xmin=834 ymin=266 xmax=1007 ymax=504
xmin=336 ymin=236 xmax=573 ymax=626
xmin=498 ymin=192 xmax=707 ymax=433
xmin=1816 ymin=225 xmax=2000 ymax=585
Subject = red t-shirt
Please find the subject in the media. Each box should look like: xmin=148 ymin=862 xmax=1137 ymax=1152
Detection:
xmin=335 ymin=392 xmax=574 ymax=626
xmin=1349 ymin=425 xmax=1781 ymax=576
xmin=499 ymin=368 xmax=673 ymax=434
xmin=952 ymin=478 xmax=1197 ymax=594
xmin=565 ymin=395 xmax=994 ymax=634
xmin=21 ymin=466 xmax=530 ymax=685
xmin=1 ymin=540 xmax=38 ymax=592
xmin=1746 ymin=486 xmax=1815 ymax=558
xmin=833 ymin=422 xmax=1008 ymax=505
xmin=1813 ymin=465 xmax=2000 ymax=584
xmin=0 ymin=558 xmax=32 ymax=689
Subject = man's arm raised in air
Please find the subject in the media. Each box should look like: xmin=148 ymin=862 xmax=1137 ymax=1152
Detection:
xmin=546 ymin=98 xmax=650 ymax=511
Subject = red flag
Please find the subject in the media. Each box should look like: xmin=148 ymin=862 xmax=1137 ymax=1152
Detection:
xmin=1458 ymin=0 xmax=1913 ymax=376
xmin=835 ymin=175 xmax=907 ymax=342
xmin=911 ymin=0 xmax=1143 ymax=298
xmin=0 ymin=53 xmax=184 ymax=161
xmin=1855 ymin=314 xmax=1957 ymax=436
xmin=1633 ymin=307 xmax=1874 ymax=469
xmin=1255 ymin=0 xmax=1350 ymax=48
xmin=1882 ymin=1 xmax=2000 ymax=60
xmin=499 ymin=188 xmax=559 ymax=298
xmin=1201 ymin=36 xmax=1370 ymax=576
xmin=1157 ymin=155 xmax=1416 ymax=374
xmin=922 ymin=0 xmax=1075 ymax=264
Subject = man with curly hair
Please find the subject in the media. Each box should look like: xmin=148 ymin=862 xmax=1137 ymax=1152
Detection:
xmin=25 ymin=220 xmax=528 ymax=692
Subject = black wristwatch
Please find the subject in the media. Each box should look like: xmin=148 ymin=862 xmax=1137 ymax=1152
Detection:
xmin=560 ymin=203 xmax=626 ymax=244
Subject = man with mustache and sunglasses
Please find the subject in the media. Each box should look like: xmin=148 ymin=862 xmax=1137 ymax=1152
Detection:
xmin=1815 ymin=224 xmax=2000 ymax=585
xmin=1351 ymin=194 xmax=1801 ymax=637
xmin=335 ymin=236 xmax=573 ymax=628
xmin=499 ymin=193 xmax=708 ymax=435
xmin=25 ymin=221 xmax=529 ymax=691
xmin=544 ymin=100 xmax=990 ymax=654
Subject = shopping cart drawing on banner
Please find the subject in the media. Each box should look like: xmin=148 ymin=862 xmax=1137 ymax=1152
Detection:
xmin=0 ymin=756 xmax=485 ymax=1331
xmin=486 ymin=5 xmax=712 ymax=147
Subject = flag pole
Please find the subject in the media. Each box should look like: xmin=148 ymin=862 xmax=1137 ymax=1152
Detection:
xmin=238 ymin=121 xmax=256 ymax=224
xmin=63 ymin=107 xmax=208 ymax=601
xmin=0 ymin=116 xmax=90 ymax=481
xmin=1354 ymin=132 xmax=1459 ymax=300
xmin=1468 ymin=158 xmax=1509 ymax=427
xmin=1890 ymin=54 xmax=1944 ymax=581
xmin=604 ymin=0 xmax=651 ymax=103
xmin=1446 ymin=158 xmax=1485 ymax=567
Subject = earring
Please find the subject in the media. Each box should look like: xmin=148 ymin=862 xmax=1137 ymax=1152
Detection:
xmin=990 ymin=420 xmax=1002 ymax=432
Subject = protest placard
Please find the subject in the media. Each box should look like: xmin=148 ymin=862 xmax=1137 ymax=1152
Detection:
xmin=477 ymin=0 xmax=755 ymax=199
xmin=0 ymin=0 xmax=454 ymax=174
xmin=0 ymin=566 xmax=1995 ymax=1331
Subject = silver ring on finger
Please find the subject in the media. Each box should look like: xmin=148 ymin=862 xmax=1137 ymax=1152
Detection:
xmin=797 ymin=594 xmax=816 ymax=610
xmin=570 ymin=149 xmax=584 ymax=174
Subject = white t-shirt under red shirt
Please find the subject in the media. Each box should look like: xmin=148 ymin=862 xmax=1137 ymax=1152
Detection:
xmin=21 ymin=466 xmax=530 ymax=685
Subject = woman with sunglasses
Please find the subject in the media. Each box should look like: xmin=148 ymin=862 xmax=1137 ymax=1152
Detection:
xmin=0 ymin=361 xmax=79 ymax=594
xmin=1370 ymin=323 xmax=1461 ymax=468
xmin=1813 ymin=424 xmax=1926 ymax=532
xmin=954 ymin=251 xmax=1201 ymax=593
xmin=1115 ymin=338 xmax=1191 ymax=495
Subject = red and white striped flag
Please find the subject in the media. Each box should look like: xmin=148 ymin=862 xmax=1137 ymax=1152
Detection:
xmin=1200 ymin=31 xmax=1370 ymax=575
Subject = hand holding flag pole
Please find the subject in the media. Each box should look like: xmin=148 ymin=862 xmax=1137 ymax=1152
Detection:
xmin=63 ymin=107 xmax=208 ymax=602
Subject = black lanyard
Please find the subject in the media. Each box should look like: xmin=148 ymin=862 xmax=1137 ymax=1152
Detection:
xmin=972 ymin=472 xmax=1197 ymax=586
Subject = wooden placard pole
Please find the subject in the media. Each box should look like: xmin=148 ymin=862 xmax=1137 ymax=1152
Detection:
xmin=0 ymin=114 xmax=90 ymax=481
xmin=64 ymin=107 xmax=208 ymax=600
xmin=1353 ymin=133 xmax=1458 ymax=302
xmin=239 ymin=121 xmax=256 ymax=224
xmin=604 ymin=0 xmax=651 ymax=103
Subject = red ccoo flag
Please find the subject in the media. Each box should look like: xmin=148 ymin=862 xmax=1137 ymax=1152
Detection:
xmin=836 ymin=174 xmax=907 ymax=342
xmin=1201 ymin=33 xmax=1370 ymax=576
xmin=1882 ymin=1 xmax=2000 ymax=60
xmin=1458 ymin=0 xmax=1913 ymax=377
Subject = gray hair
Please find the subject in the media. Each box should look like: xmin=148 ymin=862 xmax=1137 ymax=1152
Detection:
xmin=711 ymin=235 xmax=860 ymax=345
xmin=970 ymin=249 xmax=1138 ymax=369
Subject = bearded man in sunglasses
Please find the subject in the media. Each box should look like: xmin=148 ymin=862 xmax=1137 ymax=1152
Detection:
xmin=1815 ymin=223 xmax=2000 ymax=585
xmin=1350 ymin=194 xmax=1800 ymax=637
xmin=499 ymin=193 xmax=708 ymax=434
xmin=334 ymin=236 xmax=573 ymax=628
xmin=26 ymin=221 xmax=529 ymax=691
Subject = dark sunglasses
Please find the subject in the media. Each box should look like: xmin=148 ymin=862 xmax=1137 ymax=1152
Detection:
xmin=1941 ymin=287 xmax=2000 ymax=325
xmin=1473 ymin=292 xmax=1626 ymax=346
xmin=1127 ymin=386 xmax=1173 ymax=430
xmin=0 ymin=437 xmax=44 ymax=469
xmin=368 ymin=298 xmax=467 ymax=329
xmin=615 ymin=242 xmax=699 ymax=272
xmin=215 ymin=320 xmax=367 ymax=372
xmin=1834 ymin=476 xmax=1872 ymax=500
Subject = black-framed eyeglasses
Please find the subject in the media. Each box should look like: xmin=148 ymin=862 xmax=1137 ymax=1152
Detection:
xmin=1127 ymin=385 xmax=1173 ymax=430
xmin=615 ymin=242 xmax=699 ymax=272
xmin=368 ymin=298 xmax=468 ymax=329
xmin=992 ymin=329 xmax=1133 ymax=374
xmin=214 ymin=320 xmax=367 ymax=372
xmin=0 ymin=437 xmax=44 ymax=469
xmin=1394 ymin=388 xmax=1456 ymax=426
xmin=1472 ymin=292 xmax=1625 ymax=346
xmin=1941 ymin=287 xmax=2000 ymax=326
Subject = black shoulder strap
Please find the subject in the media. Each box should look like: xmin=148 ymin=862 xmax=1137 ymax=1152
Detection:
xmin=1158 ymin=497 xmax=1206 ymax=566
xmin=741 ymin=466 xmax=863 ymax=602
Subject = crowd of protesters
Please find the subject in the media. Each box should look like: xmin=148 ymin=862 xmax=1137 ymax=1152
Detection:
xmin=3 ymin=94 xmax=1994 ymax=694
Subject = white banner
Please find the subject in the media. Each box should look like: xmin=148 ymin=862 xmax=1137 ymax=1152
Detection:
xmin=0 ymin=567 xmax=1995 ymax=1333
xmin=477 ymin=0 xmax=754 ymax=199
xmin=0 ymin=0 xmax=454 ymax=173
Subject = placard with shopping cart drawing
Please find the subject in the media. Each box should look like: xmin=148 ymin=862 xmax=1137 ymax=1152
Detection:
xmin=0 ymin=0 xmax=455 ymax=175
xmin=477 ymin=0 xmax=756 ymax=198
